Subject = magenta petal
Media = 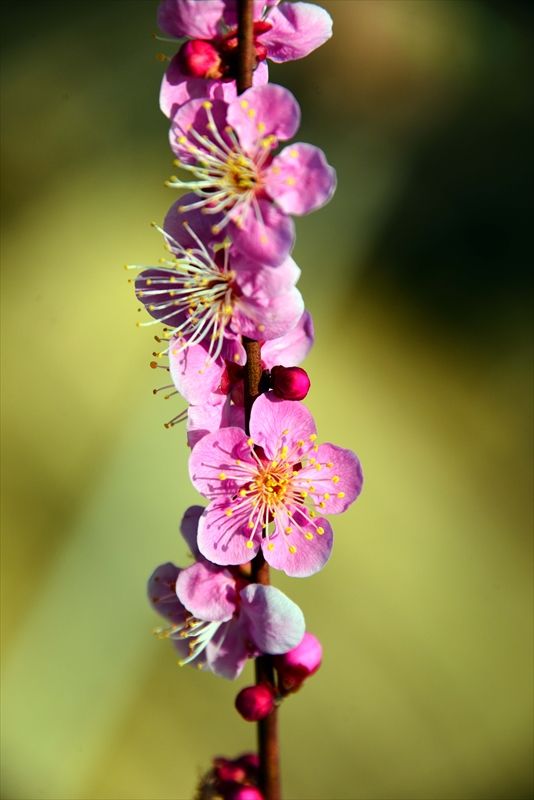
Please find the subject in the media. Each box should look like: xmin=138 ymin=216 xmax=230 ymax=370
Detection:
xmin=261 ymin=1 xmax=333 ymax=63
xmin=239 ymin=584 xmax=305 ymax=654
xmin=249 ymin=393 xmax=316 ymax=459
xmin=229 ymin=198 xmax=295 ymax=268
xmin=227 ymin=84 xmax=300 ymax=154
xmin=158 ymin=0 xmax=224 ymax=39
xmin=263 ymin=512 xmax=333 ymax=578
xmin=232 ymin=253 xmax=301 ymax=299
xmin=261 ymin=310 xmax=314 ymax=368
xmin=265 ymin=143 xmax=337 ymax=216
xmin=189 ymin=426 xmax=254 ymax=498
xmin=187 ymin=397 xmax=228 ymax=450
xmin=170 ymin=98 xmax=231 ymax=165
xmin=147 ymin=562 xmax=185 ymax=623
xmin=170 ymin=340 xmax=224 ymax=405
xmin=299 ymin=443 xmax=364 ymax=514
xmin=207 ymin=618 xmax=249 ymax=680
xmin=176 ymin=560 xmax=237 ymax=622
xmin=197 ymin=500 xmax=261 ymax=566
xmin=179 ymin=505 xmax=205 ymax=561
xmin=238 ymin=289 xmax=304 ymax=341
xmin=163 ymin=196 xmax=224 ymax=253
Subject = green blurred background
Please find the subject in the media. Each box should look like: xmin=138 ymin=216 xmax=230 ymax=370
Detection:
xmin=1 ymin=1 xmax=532 ymax=798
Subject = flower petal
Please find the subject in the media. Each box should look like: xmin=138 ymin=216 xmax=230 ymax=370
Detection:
xmin=249 ymin=392 xmax=316 ymax=459
xmin=261 ymin=1 xmax=333 ymax=63
xmin=298 ymin=443 xmax=364 ymax=514
xmin=229 ymin=197 xmax=295 ymax=268
xmin=263 ymin=511 xmax=333 ymax=577
xmin=163 ymin=196 xmax=224 ymax=254
xmin=170 ymin=98 xmax=231 ymax=166
xmin=176 ymin=560 xmax=237 ymax=622
xmin=179 ymin=505 xmax=205 ymax=560
xmin=197 ymin=499 xmax=261 ymax=565
xmin=222 ymin=0 xmax=279 ymax=28
xmin=227 ymin=84 xmax=300 ymax=155
xmin=239 ymin=584 xmax=305 ymax=654
xmin=189 ymin=426 xmax=254 ymax=498
xmin=147 ymin=562 xmax=186 ymax=623
xmin=158 ymin=0 xmax=225 ymax=40
xmin=238 ymin=288 xmax=304 ymax=340
xmin=231 ymin=252 xmax=301 ymax=299
xmin=207 ymin=618 xmax=249 ymax=680
xmin=170 ymin=340 xmax=225 ymax=405
xmin=261 ymin=310 xmax=314 ymax=368
xmin=265 ymin=143 xmax=336 ymax=215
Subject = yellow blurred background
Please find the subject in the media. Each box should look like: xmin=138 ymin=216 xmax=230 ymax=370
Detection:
xmin=1 ymin=1 xmax=532 ymax=798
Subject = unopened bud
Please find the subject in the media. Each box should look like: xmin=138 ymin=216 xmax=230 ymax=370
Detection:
xmin=177 ymin=39 xmax=222 ymax=79
xmin=273 ymin=632 xmax=322 ymax=687
xmin=235 ymin=684 xmax=274 ymax=722
xmin=213 ymin=758 xmax=246 ymax=784
xmin=271 ymin=365 xmax=310 ymax=401
xmin=223 ymin=785 xmax=263 ymax=800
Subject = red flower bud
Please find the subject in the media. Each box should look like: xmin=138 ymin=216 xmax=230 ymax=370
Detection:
xmin=177 ymin=39 xmax=222 ymax=79
xmin=271 ymin=365 xmax=310 ymax=401
xmin=235 ymin=684 xmax=274 ymax=722
xmin=223 ymin=785 xmax=263 ymax=800
xmin=273 ymin=632 xmax=322 ymax=687
xmin=213 ymin=758 xmax=247 ymax=784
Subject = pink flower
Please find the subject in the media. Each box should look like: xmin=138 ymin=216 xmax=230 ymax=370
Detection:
xmin=148 ymin=506 xmax=306 ymax=679
xmin=273 ymin=631 xmax=322 ymax=690
xmin=188 ymin=392 xmax=363 ymax=577
xmin=166 ymin=85 xmax=336 ymax=266
xmin=158 ymin=0 xmax=332 ymax=118
xmin=174 ymin=311 xmax=314 ymax=448
xmin=132 ymin=199 xmax=304 ymax=365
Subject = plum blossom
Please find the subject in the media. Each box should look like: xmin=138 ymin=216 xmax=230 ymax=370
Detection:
xmin=148 ymin=506 xmax=306 ymax=679
xmin=166 ymin=84 xmax=336 ymax=266
xmin=130 ymin=198 xmax=304 ymax=366
xmin=171 ymin=310 xmax=314 ymax=447
xmin=188 ymin=392 xmax=363 ymax=577
xmin=158 ymin=0 xmax=332 ymax=118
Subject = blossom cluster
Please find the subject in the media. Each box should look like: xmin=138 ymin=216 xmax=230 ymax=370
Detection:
xmin=133 ymin=0 xmax=363 ymax=785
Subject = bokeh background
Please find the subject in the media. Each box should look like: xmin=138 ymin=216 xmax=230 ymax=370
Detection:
xmin=1 ymin=1 xmax=533 ymax=798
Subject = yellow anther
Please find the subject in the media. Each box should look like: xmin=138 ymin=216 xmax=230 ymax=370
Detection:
xmin=313 ymin=444 xmax=319 ymax=452
xmin=285 ymin=527 xmax=293 ymax=534
xmin=248 ymin=108 xmax=256 ymax=117
xmin=212 ymin=224 xmax=220 ymax=234
xmin=304 ymin=532 xmax=313 ymax=540
xmin=258 ymin=122 xmax=266 ymax=132
xmin=202 ymin=101 xmax=213 ymax=109
xmin=324 ymin=493 xmax=330 ymax=500
xmin=218 ymin=472 xmax=226 ymax=481
xmin=258 ymin=325 xmax=265 ymax=331
xmin=270 ymin=461 xmax=278 ymax=468
xmin=290 ymin=149 xmax=299 ymax=157
xmin=247 ymin=438 xmax=254 ymax=447
xmin=225 ymin=508 xmax=233 ymax=517
xmin=260 ymin=235 xmax=267 ymax=244
xmin=309 ymin=458 xmax=315 ymax=465
xmin=240 ymin=490 xmax=247 ymax=497
xmin=289 ymin=545 xmax=297 ymax=554
xmin=267 ymin=542 xmax=275 ymax=551
xmin=316 ymin=526 xmax=325 ymax=535
xmin=178 ymin=205 xmax=185 ymax=212
xmin=315 ymin=464 xmax=322 ymax=471
xmin=332 ymin=476 xmax=339 ymax=483
xmin=301 ymin=491 xmax=308 ymax=498
xmin=282 ymin=429 xmax=290 ymax=435
xmin=234 ymin=354 xmax=240 ymax=361
xmin=297 ymin=440 xmax=304 ymax=447
xmin=309 ymin=434 xmax=317 ymax=441
xmin=309 ymin=511 xmax=316 ymax=518
xmin=247 ymin=521 xmax=255 ymax=529
xmin=272 ymin=165 xmax=280 ymax=174
xmin=326 ymin=462 xmax=333 ymax=468
xmin=240 ymin=100 xmax=248 ymax=108
xmin=246 ymin=541 xmax=254 ymax=549
xmin=318 ymin=502 xmax=326 ymax=509
xmin=286 ymin=177 xmax=295 ymax=186
xmin=172 ymin=350 xmax=178 ymax=355
xmin=178 ymin=135 xmax=187 ymax=144
xmin=223 ymin=305 xmax=233 ymax=314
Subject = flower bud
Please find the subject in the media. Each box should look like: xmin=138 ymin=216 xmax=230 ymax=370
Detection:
xmin=273 ymin=632 xmax=322 ymax=687
xmin=177 ymin=40 xmax=222 ymax=79
xmin=235 ymin=753 xmax=260 ymax=777
xmin=271 ymin=365 xmax=310 ymax=401
xmin=235 ymin=684 xmax=274 ymax=722
xmin=213 ymin=758 xmax=247 ymax=784
xmin=223 ymin=785 xmax=263 ymax=800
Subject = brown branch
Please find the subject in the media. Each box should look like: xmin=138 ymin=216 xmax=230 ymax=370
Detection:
xmin=237 ymin=2 xmax=280 ymax=798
